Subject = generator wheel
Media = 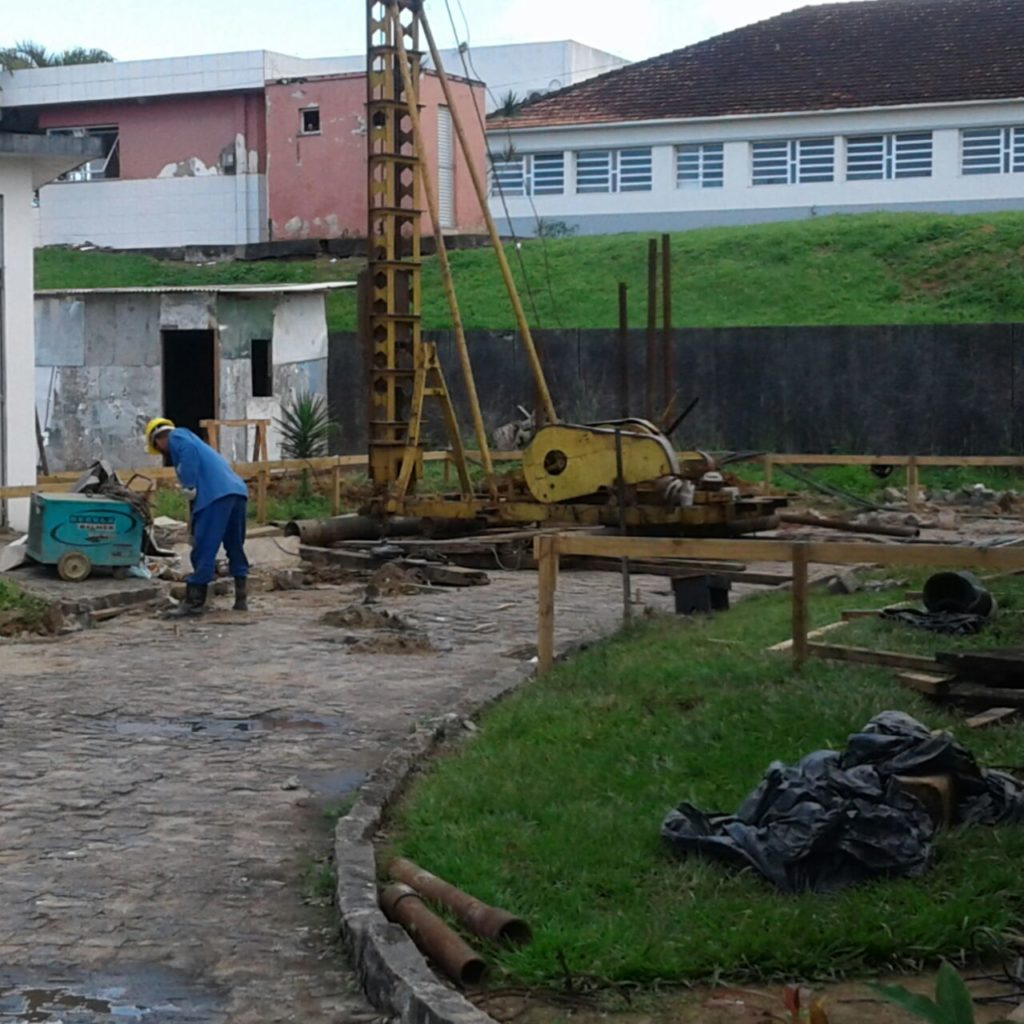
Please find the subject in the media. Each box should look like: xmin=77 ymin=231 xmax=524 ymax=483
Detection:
xmin=57 ymin=551 xmax=92 ymax=582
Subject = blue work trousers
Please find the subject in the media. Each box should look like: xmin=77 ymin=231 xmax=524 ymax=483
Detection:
xmin=188 ymin=494 xmax=249 ymax=585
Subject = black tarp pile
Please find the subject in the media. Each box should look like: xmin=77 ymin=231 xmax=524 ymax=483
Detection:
xmin=661 ymin=712 xmax=1024 ymax=892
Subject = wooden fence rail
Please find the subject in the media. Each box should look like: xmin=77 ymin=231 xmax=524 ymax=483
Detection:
xmin=532 ymin=533 xmax=1024 ymax=674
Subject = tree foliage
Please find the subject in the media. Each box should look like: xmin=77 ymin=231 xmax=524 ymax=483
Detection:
xmin=0 ymin=40 xmax=113 ymax=70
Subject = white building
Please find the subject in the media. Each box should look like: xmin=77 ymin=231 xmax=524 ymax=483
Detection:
xmin=0 ymin=132 xmax=99 ymax=529
xmin=427 ymin=41 xmax=629 ymax=112
xmin=486 ymin=0 xmax=1024 ymax=235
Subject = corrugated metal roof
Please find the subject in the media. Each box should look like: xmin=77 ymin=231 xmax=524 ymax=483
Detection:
xmin=35 ymin=281 xmax=356 ymax=297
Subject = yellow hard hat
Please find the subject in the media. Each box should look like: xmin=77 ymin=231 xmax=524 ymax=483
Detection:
xmin=144 ymin=416 xmax=175 ymax=455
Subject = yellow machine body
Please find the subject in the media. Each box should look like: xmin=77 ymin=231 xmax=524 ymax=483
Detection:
xmin=522 ymin=420 xmax=677 ymax=504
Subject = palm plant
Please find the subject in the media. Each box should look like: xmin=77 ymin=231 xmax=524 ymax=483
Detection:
xmin=0 ymin=41 xmax=113 ymax=70
xmin=498 ymin=90 xmax=523 ymax=117
xmin=277 ymin=392 xmax=334 ymax=499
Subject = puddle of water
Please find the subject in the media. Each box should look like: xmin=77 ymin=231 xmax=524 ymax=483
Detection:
xmin=0 ymin=965 xmax=223 ymax=1022
xmin=110 ymin=712 xmax=348 ymax=741
xmin=298 ymin=767 xmax=367 ymax=800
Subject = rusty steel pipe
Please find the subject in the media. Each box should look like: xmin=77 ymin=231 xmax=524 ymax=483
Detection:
xmin=380 ymin=884 xmax=486 ymax=987
xmin=283 ymin=514 xmax=422 ymax=545
xmin=389 ymin=857 xmax=533 ymax=946
xmin=779 ymin=512 xmax=920 ymax=539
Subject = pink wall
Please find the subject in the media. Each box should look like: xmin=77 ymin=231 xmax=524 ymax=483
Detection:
xmin=36 ymin=92 xmax=266 ymax=178
xmin=265 ymin=72 xmax=486 ymax=239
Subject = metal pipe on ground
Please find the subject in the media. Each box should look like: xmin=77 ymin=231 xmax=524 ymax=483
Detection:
xmin=779 ymin=512 xmax=920 ymax=539
xmin=380 ymin=884 xmax=487 ymax=987
xmin=389 ymin=857 xmax=533 ymax=945
xmin=284 ymin=514 xmax=422 ymax=545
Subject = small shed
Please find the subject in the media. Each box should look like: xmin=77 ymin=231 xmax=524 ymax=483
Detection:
xmin=34 ymin=281 xmax=353 ymax=472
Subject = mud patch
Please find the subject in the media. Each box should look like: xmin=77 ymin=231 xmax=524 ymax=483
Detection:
xmin=331 ymin=633 xmax=435 ymax=655
xmin=366 ymin=562 xmax=427 ymax=597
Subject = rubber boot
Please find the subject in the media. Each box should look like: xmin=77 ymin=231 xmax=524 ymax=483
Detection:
xmin=163 ymin=583 xmax=208 ymax=619
xmin=233 ymin=577 xmax=248 ymax=612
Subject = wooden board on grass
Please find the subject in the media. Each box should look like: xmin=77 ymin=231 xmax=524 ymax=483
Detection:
xmin=807 ymin=643 xmax=940 ymax=672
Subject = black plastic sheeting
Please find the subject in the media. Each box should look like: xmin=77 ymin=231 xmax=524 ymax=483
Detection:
xmin=879 ymin=607 xmax=988 ymax=636
xmin=661 ymin=712 xmax=1024 ymax=892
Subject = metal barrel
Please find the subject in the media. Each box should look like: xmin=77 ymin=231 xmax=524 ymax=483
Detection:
xmin=923 ymin=571 xmax=995 ymax=616
xmin=380 ymin=884 xmax=486 ymax=986
xmin=389 ymin=857 xmax=532 ymax=945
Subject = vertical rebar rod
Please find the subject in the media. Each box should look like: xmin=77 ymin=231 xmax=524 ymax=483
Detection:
xmin=617 ymin=282 xmax=629 ymax=419
xmin=645 ymin=238 xmax=658 ymax=422
xmin=661 ymin=233 xmax=673 ymax=413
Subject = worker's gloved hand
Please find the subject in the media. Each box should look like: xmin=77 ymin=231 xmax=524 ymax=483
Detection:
xmin=181 ymin=487 xmax=197 ymax=501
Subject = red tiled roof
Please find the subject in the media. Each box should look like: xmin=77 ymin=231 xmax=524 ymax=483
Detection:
xmin=489 ymin=0 xmax=1024 ymax=130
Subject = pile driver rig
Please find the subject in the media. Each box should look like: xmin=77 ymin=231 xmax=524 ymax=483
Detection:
xmin=363 ymin=0 xmax=782 ymax=535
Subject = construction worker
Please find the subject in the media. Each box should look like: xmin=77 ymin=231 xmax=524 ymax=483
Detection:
xmin=144 ymin=417 xmax=250 ymax=617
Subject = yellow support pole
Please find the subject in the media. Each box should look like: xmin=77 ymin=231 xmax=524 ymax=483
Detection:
xmin=419 ymin=8 xmax=558 ymax=427
xmin=393 ymin=26 xmax=496 ymax=496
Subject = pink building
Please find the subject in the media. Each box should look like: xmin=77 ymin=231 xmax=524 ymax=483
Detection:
xmin=0 ymin=51 xmax=486 ymax=250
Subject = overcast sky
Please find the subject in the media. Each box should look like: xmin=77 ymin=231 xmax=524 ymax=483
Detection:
xmin=3 ymin=0 xmax=863 ymax=64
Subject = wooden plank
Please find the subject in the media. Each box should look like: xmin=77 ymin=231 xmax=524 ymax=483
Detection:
xmin=965 ymin=707 xmax=1018 ymax=729
xmin=536 ymin=535 xmax=558 ymax=674
xmin=769 ymin=617 xmax=848 ymax=653
xmin=791 ymin=545 xmax=809 ymax=667
xmin=551 ymin=534 xmax=1024 ymax=574
xmin=936 ymin=648 xmax=1024 ymax=687
xmin=895 ymin=774 xmax=954 ymax=829
xmin=945 ymin=683 xmax=1024 ymax=708
xmin=896 ymin=671 xmax=954 ymax=696
xmin=807 ymin=643 xmax=941 ymax=672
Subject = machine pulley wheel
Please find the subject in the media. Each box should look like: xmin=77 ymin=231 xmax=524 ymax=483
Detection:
xmin=57 ymin=550 xmax=92 ymax=583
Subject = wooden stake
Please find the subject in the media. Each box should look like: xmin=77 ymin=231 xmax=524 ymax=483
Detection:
xmin=791 ymin=544 xmax=809 ymax=668
xmin=536 ymin=534 xmax=559 ymax=674
xmin=331 ymin=459 xmax=342 ymax=516
xmin=907 ymin=455 xmax=920 ymax=511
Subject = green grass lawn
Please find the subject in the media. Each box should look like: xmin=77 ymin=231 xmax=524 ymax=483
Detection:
xmin=34 ymin=210 xmax=1024 ymax=333
xmin=386 ymin=576 xmax=1024 ymax=989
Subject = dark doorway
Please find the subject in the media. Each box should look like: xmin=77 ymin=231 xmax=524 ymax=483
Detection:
xmin=162 ymin=330 xmax=216 ymax=438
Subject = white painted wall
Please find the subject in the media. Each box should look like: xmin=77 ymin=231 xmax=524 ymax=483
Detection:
xmin=488 ymin=99 xmax=1024 ymax=232
xmin=34 ymin=174 xmax=268 ymax=249
xmin=431 ymin=41 xmax=629 ymax=112
xmin=0 ymin=161 xmax=38 ymax=529
xmin=272 ymin=294 xmax=328 ymax=364
xmin=0 ymin=51 xmax=359 ymax=108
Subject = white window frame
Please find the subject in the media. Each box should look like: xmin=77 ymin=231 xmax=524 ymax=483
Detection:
xmin=846 ymin=132 xmax=933 ymax=181
xmin=575 ymin=148 xmax=653 ymax=194
xmin=676 ymin=143 xmax=724 ymax=189
xmin=752 ymin=138 xmax=835 ymax=186
xmin=488 ymin=152 xmax=566 ymax=197
xmin=47 ymin=125 xmax=120 ymax=182
xmin=961 ymin=126 xmax=1024 ymax=176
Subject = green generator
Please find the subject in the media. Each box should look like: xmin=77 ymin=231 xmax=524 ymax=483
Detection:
xmin=26 ymin=492 xmax=145 ymax=582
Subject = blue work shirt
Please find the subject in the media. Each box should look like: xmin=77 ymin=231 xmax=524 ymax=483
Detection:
xmin=167 ymin=428 xmax=248 ymax=513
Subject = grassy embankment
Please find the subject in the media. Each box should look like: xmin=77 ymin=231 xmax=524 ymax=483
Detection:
xmin=386 ymin=572 xmax=1024 ymax=988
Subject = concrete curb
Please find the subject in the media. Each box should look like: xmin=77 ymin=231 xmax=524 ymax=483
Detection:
xmin=334 ymin=662 xmax=534 ymax=1024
